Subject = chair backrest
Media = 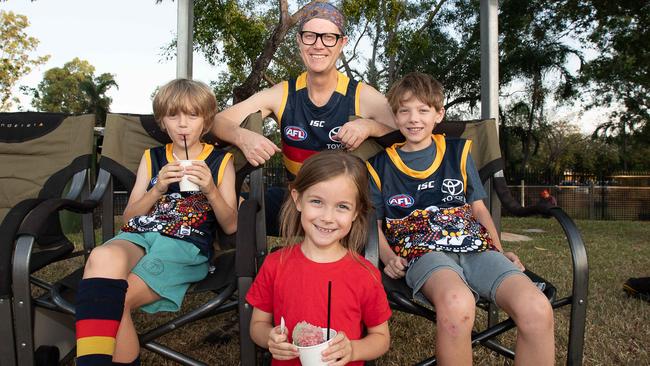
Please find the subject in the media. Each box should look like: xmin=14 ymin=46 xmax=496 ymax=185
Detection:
xmin=98 ymin=113 xmax=258 ymax=245
xmin=0 ymin=113 xmax=95 ymax=222
xmin=100 ymin=114 xmax=168 ymax=193
xmin=100 ymin=113 xmax=258 ymax=194
xmin=366 ymin=119 xmax=503 ymax=183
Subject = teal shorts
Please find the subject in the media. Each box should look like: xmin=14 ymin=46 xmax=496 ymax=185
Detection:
xmin=108 ymin=231 xmax=209 ymax=313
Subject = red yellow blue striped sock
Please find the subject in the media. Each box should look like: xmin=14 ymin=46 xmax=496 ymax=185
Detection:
xmin=75 ymin=278 xmax=127 ymax=365
xmin=112 ymin=356 xmax=140 ymax=366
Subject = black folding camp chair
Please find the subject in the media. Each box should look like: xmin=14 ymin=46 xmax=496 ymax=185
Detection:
xmin=0 ymin=113 xmax=96 ymax=366
xmin=7 ymin=113 xmax=259 ymax=366
xmin=366 ymin=119 xmax=588 ymax=365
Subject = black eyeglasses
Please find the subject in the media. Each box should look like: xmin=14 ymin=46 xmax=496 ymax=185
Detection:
xmin=299 ymin=31 xmax=344 ymax=47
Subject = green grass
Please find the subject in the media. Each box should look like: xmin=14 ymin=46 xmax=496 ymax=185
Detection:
xmin=41 ymin=217 xmax=650 ymax=365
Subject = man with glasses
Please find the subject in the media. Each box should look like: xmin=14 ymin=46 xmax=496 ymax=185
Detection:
xmin=212 ymin=2 xmax=395 ymax=235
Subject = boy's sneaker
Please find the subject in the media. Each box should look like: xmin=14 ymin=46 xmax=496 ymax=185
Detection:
xmin=623 ymin=277 xmax=650 ymax=302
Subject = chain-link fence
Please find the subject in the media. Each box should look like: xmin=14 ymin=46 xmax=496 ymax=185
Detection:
xmin=110 ymin=156 xmax=650 ymax=221
xmin=506 ymin=184 xmax=650 ymax=220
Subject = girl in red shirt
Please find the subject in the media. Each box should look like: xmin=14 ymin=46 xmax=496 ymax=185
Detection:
xmin=246 ymin=151 xmax=391 ymax=365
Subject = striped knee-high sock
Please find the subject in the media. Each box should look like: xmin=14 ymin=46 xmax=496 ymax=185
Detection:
xmin=112 ymin=356 xmax=140 ymax=366
xmin=75 ymin=278 xmax=128 ymax=365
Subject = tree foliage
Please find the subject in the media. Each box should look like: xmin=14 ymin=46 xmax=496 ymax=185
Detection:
xmin=29 ymin=58 xmax=118 ymax=126
xmin=0 ymin=10 xmax=49 ymax=111
xmin=572 ymin=1 xmax=650 ymax=170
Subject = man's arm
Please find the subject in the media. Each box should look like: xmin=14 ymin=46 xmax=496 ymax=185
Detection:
xmin=211 ymin=84 xmax=283 ymax=166
xmin=357 ymin=83 xmax=397 ymax=133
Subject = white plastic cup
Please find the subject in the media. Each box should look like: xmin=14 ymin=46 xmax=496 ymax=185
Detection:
xmin=179 ymin=160 xmax=200 ymax=192
xmin=296 ymin=329 xmax=337 ymax=366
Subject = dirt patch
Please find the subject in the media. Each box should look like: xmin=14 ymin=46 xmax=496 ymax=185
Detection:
xmin=501 ymin=232 xmax=533 ymax=242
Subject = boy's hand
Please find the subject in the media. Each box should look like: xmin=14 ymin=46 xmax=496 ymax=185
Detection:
xmin=503 ymin=251 xmax=525 ymax=271
xmin=267 ymin=326 xmax=299 ymax=360
xmin=322 ymin=331 xmax=353 ymax=365
xmin=383 ymin=255 xmax=408 ymax=279
xmin=183 ymin=161 xmax=218 ymax=197
xmin=154 ymin=161 xmax=183 ymax=194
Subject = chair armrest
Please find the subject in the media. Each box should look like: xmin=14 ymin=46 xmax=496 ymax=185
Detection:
xmin=0 ymin=198 xmax=47 ymax=298
xmin=364 ymin=209 xmax=380 ymax=268
xmin=492 ymin=175 xmax=552 ymax=216
xmin=235 ymin=198 xmax=260 ymax=278
xmin=17 ymin=198 xmax=99 ymax=240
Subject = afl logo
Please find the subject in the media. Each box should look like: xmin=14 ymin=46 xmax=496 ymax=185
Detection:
xmin=441 ymin=179 xmax=464 ymax=196
xmin=329 ymin=126 xmax=341 ymax=142
xmin=284 ymin=126 xmax=307 ymax=141
xmin=388 ymin=194 xmax=414 ymax=208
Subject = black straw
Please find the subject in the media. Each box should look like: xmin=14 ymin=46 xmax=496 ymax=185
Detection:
xmin=183 ymin=136 xmax=189 ymax=160
xmin=326 ymin=281 xmax=332 ymax=340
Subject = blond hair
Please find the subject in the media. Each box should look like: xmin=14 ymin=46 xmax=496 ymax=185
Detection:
xmin=279 ymin=151 xmax=370 ymax=255
xmin=387 ymin=72 xmax=445 ymax=113
xmin=152 ymin=78 xmax=217 ymax=135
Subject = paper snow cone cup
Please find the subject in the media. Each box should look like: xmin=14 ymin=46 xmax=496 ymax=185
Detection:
xmin=179 ymin=160 xmax=200 ymax=192
xmin=296 ymin=329 xmax=337 ymax=366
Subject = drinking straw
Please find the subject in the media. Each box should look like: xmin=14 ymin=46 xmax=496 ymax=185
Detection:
xmin=183 ymin=136 xmax=189 ymax=160
xmin=326 ymin=281 xmax=332 ymax=340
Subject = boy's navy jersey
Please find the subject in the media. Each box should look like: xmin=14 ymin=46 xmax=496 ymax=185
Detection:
xmin=367 ymin=135 xmax=495 ymax=263
xmin=121 ymin=143 xmax=232 ymax=258
xmin=278 ymin=71 xmax=362 ymax=179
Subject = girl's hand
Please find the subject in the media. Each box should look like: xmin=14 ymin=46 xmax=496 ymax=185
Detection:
xmin=383 ymin=255 xmax=408 ymax=279
xmin=267 ymin=326 xmax=299 ymax=360
xmin=504 ymin=251 xmax=525 ymax=271
xmin=154 ymin=161 xmax=183 ymax=194
xmin=183 ymin=161 xmax=218 ymax=197
xmin=322 ymin=331 xmax=353 ymax=365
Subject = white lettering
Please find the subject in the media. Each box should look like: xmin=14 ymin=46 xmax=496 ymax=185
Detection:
xmin=327 ymin=143 xmax=344 ymax=149
xmin=417 ymin=181 xmax=436 ymax=191
xmin=309 ymin=120 xmax=325 ymax=127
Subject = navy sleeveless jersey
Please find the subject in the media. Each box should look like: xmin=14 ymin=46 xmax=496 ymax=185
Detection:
xmin=121 ymin=143 xmax=232 ymax=258
xmin=367 ymin=135 xmax=494 ymax=263
xmin=278 ymin=71 xmax=362 ymax=179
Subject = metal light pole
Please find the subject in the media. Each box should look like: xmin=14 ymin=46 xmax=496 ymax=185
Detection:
xmin=176 ymin=0 xmax=194 ymax=79
xmin=480 ymin=0 xmax=501 ymax=230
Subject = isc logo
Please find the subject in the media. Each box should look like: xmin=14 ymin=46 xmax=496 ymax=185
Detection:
xmin=388 ymin=194 xmax=414 ymax=208
xmin=284 ymin=126 xmax=307 ymax=141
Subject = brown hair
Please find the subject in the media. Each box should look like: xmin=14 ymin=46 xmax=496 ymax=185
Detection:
xmin=152 ymin=78 xmax=217 ymax=135
xmin=387 ymin=72 xmax=445 ymax=113
xmin=279 ymin=150 xmax=370 ymax=255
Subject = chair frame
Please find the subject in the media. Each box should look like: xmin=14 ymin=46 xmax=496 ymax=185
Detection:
xmin=1 ymin=113 xmax=96 ymax=366
xmin=7 ymin=113 xmax=257 ymax=366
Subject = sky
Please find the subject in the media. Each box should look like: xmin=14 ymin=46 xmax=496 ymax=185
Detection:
xmin=2 ymin=0 xmax=607 ymax=133
xmin=1 ymin=0 xmax=221 ymax=114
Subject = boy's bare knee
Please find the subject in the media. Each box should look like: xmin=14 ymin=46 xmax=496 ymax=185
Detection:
xmin=84 ymin=245 xmax=129 ymax=278
xmin=435 ymin=289 xmax=475 ymax=336
xmin=516 ymin=294 xmax=554 ymax=335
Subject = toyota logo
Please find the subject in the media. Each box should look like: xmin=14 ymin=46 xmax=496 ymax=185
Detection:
xmin=441 ymin=179 xmax=464 ymax=196
xmin=329 ymin=126 xmax=341 ymax=142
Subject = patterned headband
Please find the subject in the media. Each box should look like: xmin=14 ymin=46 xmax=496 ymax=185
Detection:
xmin=299 ymin=2 xmax=346 ymax=34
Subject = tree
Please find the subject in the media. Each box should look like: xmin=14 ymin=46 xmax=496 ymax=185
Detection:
xmin=575 ymin=2 xmax=650 ymax=170
xmin=29 ymin=58 xmax=118 ymax=125
xmin=0 ymin=11 xmax=49 ymax=111
xmin=79 ymin=73 xmax=118 ymax=126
